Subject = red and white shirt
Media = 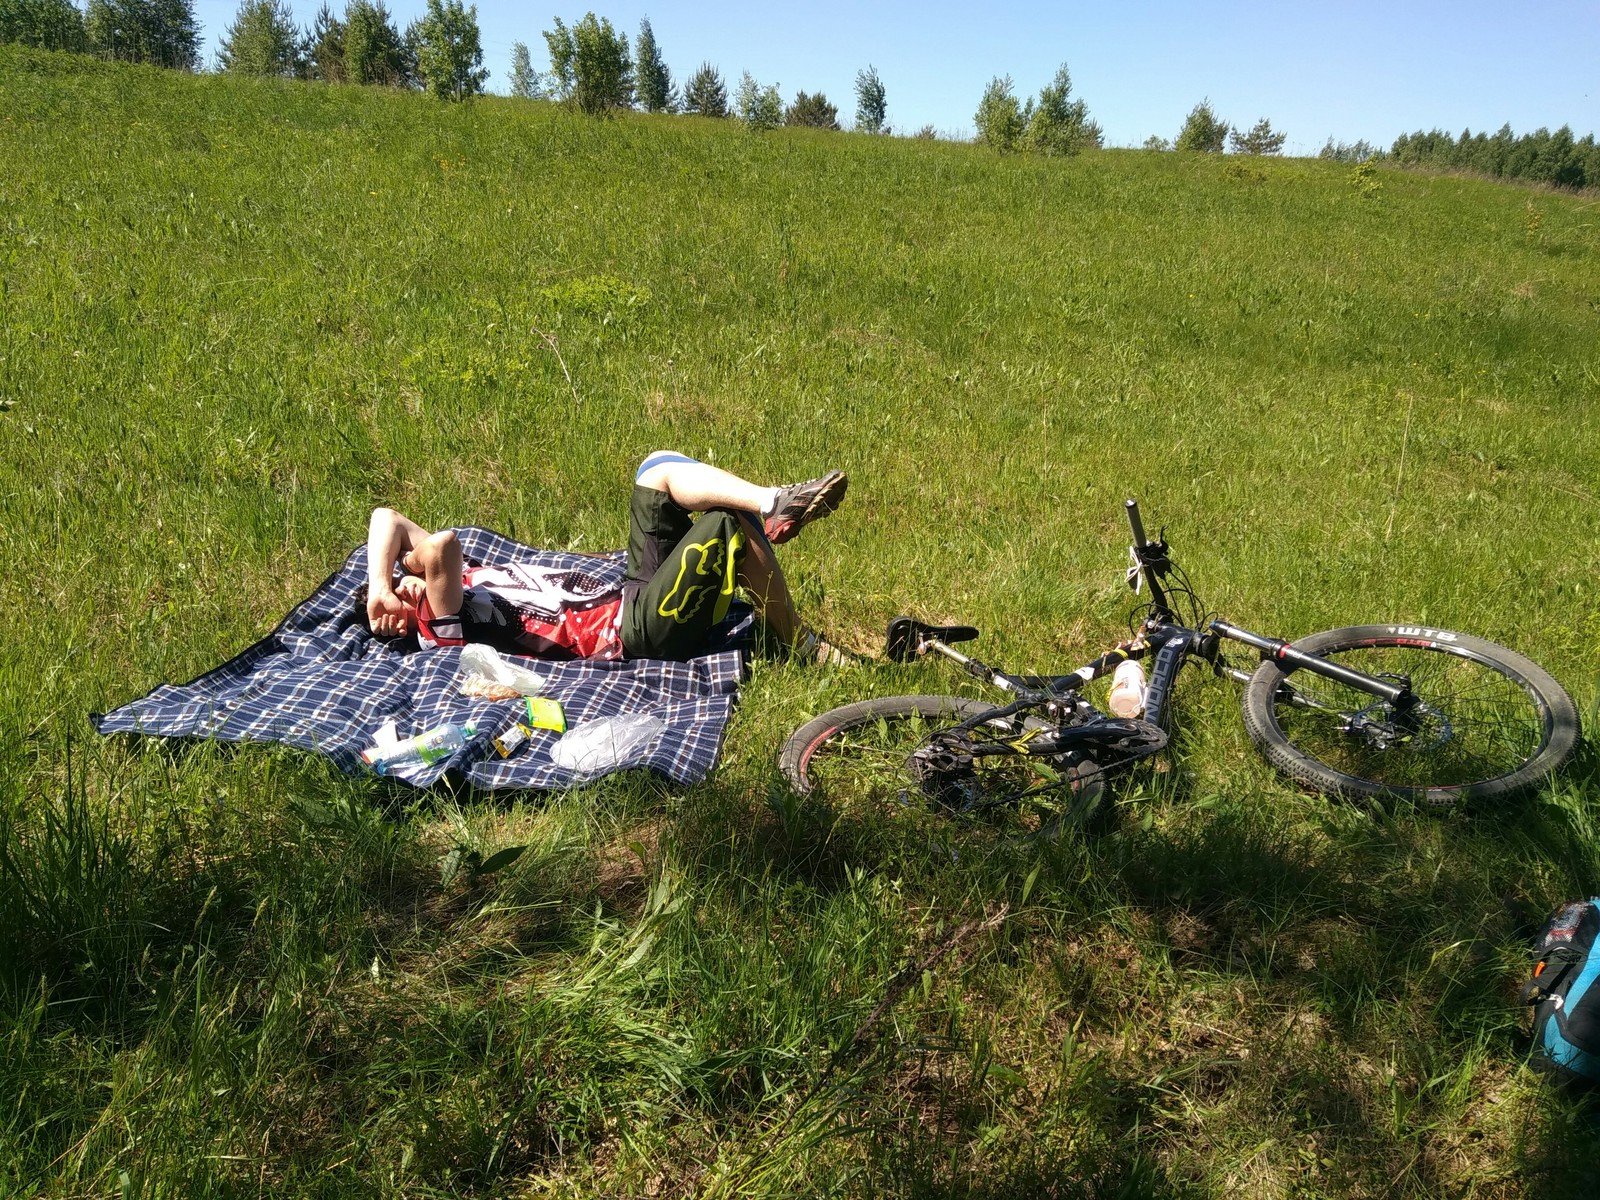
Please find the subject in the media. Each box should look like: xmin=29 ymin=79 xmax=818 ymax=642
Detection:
xmin=416 ymin=562 xmax=624 ymax=661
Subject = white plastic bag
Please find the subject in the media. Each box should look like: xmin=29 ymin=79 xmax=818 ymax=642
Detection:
xmin=549 ymin=713 xmax=665 ymax=780
xmin=456 ymin=643 xmax=547 ymax=701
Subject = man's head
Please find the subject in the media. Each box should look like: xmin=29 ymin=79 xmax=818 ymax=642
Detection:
xmin=354 ymin=582 xmax=421 ymax=640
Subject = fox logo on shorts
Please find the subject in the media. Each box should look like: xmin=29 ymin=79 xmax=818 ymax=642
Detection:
xmin=657 ymin=537 xmax=734 ymax=625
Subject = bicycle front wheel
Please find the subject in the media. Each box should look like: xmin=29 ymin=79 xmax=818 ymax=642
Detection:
xmin=1241 ymin=625 xmax=1580 ymax=805
xmin=779 ymin=694 xmax=1106 ymax=839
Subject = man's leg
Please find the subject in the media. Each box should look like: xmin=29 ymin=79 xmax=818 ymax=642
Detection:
xmin=621 ymin=502 xmax=749 ymax=661
xmin=635 ymin=450 xmax=847 ymax=545
xmin=729 ymin=511 xmax=801 ymax=645
xmin=622 ymin=453 xmax=840 ymax=661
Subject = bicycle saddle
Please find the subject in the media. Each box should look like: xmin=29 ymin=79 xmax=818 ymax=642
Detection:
xmin=885 ymin=616 xmax=979 ymax=662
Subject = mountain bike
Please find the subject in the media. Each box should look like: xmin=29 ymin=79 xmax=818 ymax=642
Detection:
xmin=779 ymin=500 xmax=1581 ymax=837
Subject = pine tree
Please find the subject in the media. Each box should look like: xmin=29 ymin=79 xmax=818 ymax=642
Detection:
xmin=343 ymin=0 xmax=407 ymax=86
xmin=508 ymin=39 xmax=540 ymax=99
xmin=0 ymin=0 xmax=88 ymax=52
xmin=218 ymin=0 xmax=299 ymax=77
xmin=1175 ymin=99 xmax=1228 ymax=153
xmin=86 ymin=0 xmax=201 ymax=69
xmin=681 ymin=61 xmax=726 ymax=117
xmin=633 ymin=16 xmax=674 ymax=112
xmin=1229 ymin=117 xmax=1286 ymax=155
xmin=974 ymin=75 xmax=1023 ymax=152
xmin=413 ymin=0 xmax=485 ymax=100
xmin=784 ymin=90 xmax=838 ymax=130
xmin=305 ymin=2 xmax=344 ymax=80
xmin=1025 ymin=63 xmax=1099 ymax=156
xmin=853 ymin=64 xmax=885 ymax=133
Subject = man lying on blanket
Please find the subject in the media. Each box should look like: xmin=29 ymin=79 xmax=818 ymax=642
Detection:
xmin=363 ymin=452 xmax=850 ymax=665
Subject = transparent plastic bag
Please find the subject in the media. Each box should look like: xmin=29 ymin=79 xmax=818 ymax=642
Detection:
xmin=456 ymin=643 xmax=547 ymax=701
xmin=549 ymin=713 xmax=665 ymax=780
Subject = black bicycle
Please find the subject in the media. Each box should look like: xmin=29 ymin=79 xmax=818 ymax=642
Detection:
xmin=780 ymin=500 xmax=1582 ymax=837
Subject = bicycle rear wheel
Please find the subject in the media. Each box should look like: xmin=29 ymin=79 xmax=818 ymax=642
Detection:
xmin=1242 ymin=625 xmax=1580 ymax=805
xmin=779 ymin=694 xmax=1106 ymax=839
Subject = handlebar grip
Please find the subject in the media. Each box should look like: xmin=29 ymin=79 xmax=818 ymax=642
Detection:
xmin=1125 ymin=499 xmax=1147 ymax=547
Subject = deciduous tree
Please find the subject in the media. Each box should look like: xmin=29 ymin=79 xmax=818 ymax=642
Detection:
xmin=784 ymin=90 xmax=837 ymax=130
xmin=413 ymin=0 xmax=485 ymax=100
xmin=853 ymin=64 xmax=885 ymax=133
xmin=1229 ymin=117 xmax=1286 ymax=155
xmin=735 ymin=70 xmax=780 ymax=131
xmin=544 ymin=13 xmax=631 ymax=114
xmin=86 ymin=0 xmax=200 ymax=69
xmin=507 ymin=39 xmax=540 ymax=98
xmin=633 ymin=16 xmax=673 ymax=112
xmin=974 ymin=75 xmax=1023 ymax=152
xmin=217 ymin=0 xmax=299 ymax=77
xmin=681 ymin=60 xmax=726 ymax=117
xmin=0 ymin=0 xmax=88 ymax=51
xmin=1175 ymin=99 xmax=1228 ymax=153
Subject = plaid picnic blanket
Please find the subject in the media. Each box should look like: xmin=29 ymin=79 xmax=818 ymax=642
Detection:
xmin=92 ymin=528 xmax=748 ymax=789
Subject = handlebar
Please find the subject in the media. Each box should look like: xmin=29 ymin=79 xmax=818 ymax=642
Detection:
xmin=1125 ymin=499 xmax=1148 ymax=548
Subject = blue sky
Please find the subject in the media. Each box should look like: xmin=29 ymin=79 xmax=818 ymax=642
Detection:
xmin=191 ymin=1 xmax=1600 ymax=154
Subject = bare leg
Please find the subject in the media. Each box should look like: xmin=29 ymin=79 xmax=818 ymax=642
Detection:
xmin=635 ymin=453 xmax=777 ymax=516
xmin=730 ymin=512 xmax=801 ymax=644
xmin=406 ymin=530 xmax=464 ymax=624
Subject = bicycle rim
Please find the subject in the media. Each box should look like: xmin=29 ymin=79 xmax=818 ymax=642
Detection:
xmin=783 ymin=695 xmax=1105 ymax=839
xmin=1243 ymin=627 xmax=1578 ymax=804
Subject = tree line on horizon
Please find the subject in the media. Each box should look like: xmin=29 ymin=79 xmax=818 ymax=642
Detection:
xmin=0 ymin=0 xmax=487 ymax=98
xmin=514 ymin=12 xmax=888 ymax=134
xmin=4 ymin=0 xmax=1598 ymax=191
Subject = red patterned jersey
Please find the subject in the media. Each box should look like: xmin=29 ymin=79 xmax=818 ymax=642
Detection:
xmin=416 ymin=562 xmax=624 ymax=661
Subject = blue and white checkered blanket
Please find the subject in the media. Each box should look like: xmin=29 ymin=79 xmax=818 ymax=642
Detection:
xmin=93 ymin=528 xmax=747 ymax=789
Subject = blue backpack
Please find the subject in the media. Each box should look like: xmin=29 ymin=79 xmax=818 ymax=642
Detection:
xmin=1524 ymin=899 xmax=1600 ymax=1084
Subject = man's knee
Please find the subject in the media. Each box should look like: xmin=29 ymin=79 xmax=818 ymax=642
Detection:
xmin=412 ymin=529 xmax=460 ymax=573
xmin=635 ymin=450 xmax=682 ymax=493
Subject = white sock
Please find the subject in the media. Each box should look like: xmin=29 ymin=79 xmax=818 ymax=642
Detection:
xmin=758 ymin=487 xmax=780 ymax=517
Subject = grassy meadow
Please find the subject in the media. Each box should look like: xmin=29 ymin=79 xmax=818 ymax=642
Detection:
xmin=3 ymin=45 xmax=1600 ymax=1196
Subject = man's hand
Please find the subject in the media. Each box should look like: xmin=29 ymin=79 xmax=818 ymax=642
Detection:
xmin=367 ymin=588 xmax=412 ymax=639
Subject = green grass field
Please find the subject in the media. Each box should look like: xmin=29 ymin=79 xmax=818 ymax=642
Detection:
xmin=3 ymin=46 xmax=1599 ymax=1196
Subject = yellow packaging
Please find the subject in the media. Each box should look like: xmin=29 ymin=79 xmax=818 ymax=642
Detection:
xmin=525 ymin=696 xmax=566 ymax=733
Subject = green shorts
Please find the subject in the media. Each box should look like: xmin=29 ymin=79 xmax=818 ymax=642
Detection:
xmin=619 ymin=484 xmax=750 ymax=660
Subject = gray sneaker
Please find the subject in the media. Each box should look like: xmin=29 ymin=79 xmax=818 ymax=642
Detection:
xmin=764 ymin=470 xmax=848 ymax=544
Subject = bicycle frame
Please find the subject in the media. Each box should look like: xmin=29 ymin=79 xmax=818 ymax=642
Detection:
xmin=900 ymin=498 xmax=1418 ymax=734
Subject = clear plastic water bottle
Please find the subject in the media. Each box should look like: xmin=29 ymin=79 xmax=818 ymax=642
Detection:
xmin=1107 ymin=660 xmax=1147 ymax=719
xmin=362 ymin=720 xmax=478 ymax=774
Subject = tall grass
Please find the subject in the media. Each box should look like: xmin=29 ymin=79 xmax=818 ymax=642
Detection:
xmin=2 ymin=45 xmax=1598 ymax=1195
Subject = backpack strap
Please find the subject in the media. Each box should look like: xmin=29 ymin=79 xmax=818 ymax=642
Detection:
xmin=1524 ymin=945 xmax=1582 ymax=1006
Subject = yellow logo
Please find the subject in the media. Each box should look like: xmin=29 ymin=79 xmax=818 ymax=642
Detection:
xmin=658 ymin=537 xmax=733 ymax=625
